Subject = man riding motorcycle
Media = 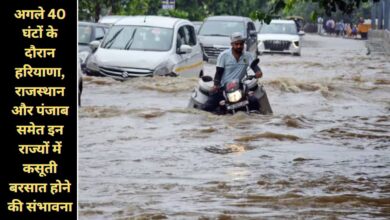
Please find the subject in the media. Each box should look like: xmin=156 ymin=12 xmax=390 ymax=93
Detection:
xmin=202 ymin=32 xmax=263 ymax=113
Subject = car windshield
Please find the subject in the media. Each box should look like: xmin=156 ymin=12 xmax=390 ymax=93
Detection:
xmin=78 ymin=25 xmax=93 ymax=44
xmin=198 ymin=20 xmax=245 ymax=37
xmin=101 ymin=25 xmax=173 ymax=51
xmin=260 ymin=23 xmax=297 ymax=35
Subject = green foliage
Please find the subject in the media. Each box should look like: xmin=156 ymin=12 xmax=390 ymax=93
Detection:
xmin=157 ymin=9 xmax=189 ymax=19
xmin=78 ymin=0 xmax=379 ymax=24
xmin=252 ymin=0 xmax=380 ymax=23
xmin=119 ymin=0 xmax=149 ymax=15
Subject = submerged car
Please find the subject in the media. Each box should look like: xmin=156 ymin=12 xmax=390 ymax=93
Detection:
xmin=78 ymin=21 xmax=109 ymax=70
xmin=197 ymin=16 xmax=258 ymax=62
xmin=85 ymin=16 xmax=204 ymax=79
xmin=257 ymin=19 xmax=304 ymax=56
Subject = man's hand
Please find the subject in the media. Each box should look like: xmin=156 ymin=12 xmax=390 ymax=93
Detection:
xmin=211 ymin=85 xmax=220 ymax=92
xmin=255 ymin=71 xmax=263 ymax=79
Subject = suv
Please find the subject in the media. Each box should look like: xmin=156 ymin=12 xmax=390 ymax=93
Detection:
xmin=85 ymin=16 xmax=204 ymax=79
xmin=197 ymin=16 xmax=258 ymax=62
xmin=257 ymin=19 xmax=304 ymax=56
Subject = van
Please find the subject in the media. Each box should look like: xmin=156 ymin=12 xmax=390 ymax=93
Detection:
xmin=197 ymin=16 xmax=258 ymax=62
xmin=85 ymin=16 xmax=204 ymax=79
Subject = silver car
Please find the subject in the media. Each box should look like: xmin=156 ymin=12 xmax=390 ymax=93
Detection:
xmin=86 ymin=16 xmax=204 ymax=79
xmin=257 ymin=19 xmax=304 ymax=56
xmin=197 ymin=16 xmax=258 ymax=62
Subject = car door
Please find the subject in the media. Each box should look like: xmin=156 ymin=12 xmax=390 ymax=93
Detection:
xmin=181 ymin=25 xmax=203 ymax=76
xmin=246 ymin=21 xmax=258 ymax=57
xmin=173 ymin=25 xmax=189 ymax=75
xmin=174 ymin=25 xmax=203 ymax=76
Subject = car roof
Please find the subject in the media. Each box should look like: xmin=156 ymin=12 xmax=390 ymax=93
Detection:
xmin=78 ymin=21 xmax=110 ymax=28
xmin=205 ymin=16 xmax=251 ymax=22
xmin=114 ymin=16 xmax=190 ymax=28
xmin=270 ymin=19 xmax=296 ymax=24
xmin=98 ymin=15 xmax=127 ymax=25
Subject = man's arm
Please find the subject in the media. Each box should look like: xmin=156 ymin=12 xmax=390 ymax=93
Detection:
xmin=250 ymin=58 xmax=263 ymax=78
xmin=214 ymin=67 xmax=224 ymax=87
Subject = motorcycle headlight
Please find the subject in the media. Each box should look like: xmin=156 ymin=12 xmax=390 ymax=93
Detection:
xmin=79 ymin=51 xmax=90 ymax=64
xmin=153 ymin=61 xmax=174 ymax=76
xmin=227 ymin=90 xmax=242 ymax=103
xmin=86 ymin=54 xmax=99 ymax=72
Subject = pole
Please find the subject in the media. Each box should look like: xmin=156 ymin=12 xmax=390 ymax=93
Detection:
xmin=378 ymin=0 xmax=384 ymax=29
xmin=371 ymin=1 xmax=377 ymax=29
xmin=385 ymin=0 xmax=390 ymax=30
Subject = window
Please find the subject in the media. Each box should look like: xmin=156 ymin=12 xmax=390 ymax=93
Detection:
xmin=177 ymin=26 xmax=186 ymax=48
xmin=102 ymin=26 xmax=173 ymax=51
xmin=177 ymin=25 xmax=197 ymax=47
xmin=247 ymin=22 xmax=256 ymax=33
xmin=186 ymin=25 xmax=197 ymax=46
xmin=95 ymin=27 xmax=105 ymax=40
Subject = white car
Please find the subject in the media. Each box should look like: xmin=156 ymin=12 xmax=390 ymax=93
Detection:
xmin=85 ymin=16 xmax=204 ymax=79
xmin=257 ymin=19 xmax=303 ymax=56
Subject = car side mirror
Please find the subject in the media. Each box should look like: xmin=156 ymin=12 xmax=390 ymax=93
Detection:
xmin=298 ymin=30 xmax=305 ymax=36
xmin=178 ymin=44 xmax=192 ymax=54
xmin=249 ymin=30 xmax=257 ymax=37
xmin=89 ymin=40 xmax=100 ymax=52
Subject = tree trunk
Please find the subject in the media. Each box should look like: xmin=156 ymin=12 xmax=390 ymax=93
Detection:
xmin=94 ymin=3 xmax=101 ymax=22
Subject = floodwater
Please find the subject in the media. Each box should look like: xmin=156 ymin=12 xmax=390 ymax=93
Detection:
xmin=78 ymin=34 xmax=390 ymax=219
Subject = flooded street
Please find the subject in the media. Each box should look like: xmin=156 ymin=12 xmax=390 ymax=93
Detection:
xmin=78 ymin=34 xmax=390 ymax=219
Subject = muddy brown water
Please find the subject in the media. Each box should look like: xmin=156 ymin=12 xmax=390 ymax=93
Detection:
xmin=79 ymin=34 xmax=390 ymax=219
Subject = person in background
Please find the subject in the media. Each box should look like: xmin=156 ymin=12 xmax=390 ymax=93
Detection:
xmin=345 ymin=23 xmax=352 ymax=38
xmin=317 ymin=16 xmax=324 ymax=35
xmin=359 ymin=17 xmax=365 ymax=24
xmin=335 ymin=20 xmax=344 ymax=37
xmin=351 ymin=24 xmax=358 ymax=38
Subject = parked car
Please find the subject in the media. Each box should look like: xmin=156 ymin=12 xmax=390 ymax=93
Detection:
xmin=197 ymin=16 xmax=258 ymax=62
xmin=78 ymin=21 xmax=109 ymax=70
xmin=85 ymin=16 xmax=204 ymax=79
xmin=257 ymin=19 xmax=304 ymax=56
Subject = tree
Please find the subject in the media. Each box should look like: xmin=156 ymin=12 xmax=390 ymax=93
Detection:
xmin=79 ymin=0 xmax=122 ymax=21
xmin=251 ymin=0 xmax=381 ymax=23
xmin=119 ymin=0 xmax=149 ymax=15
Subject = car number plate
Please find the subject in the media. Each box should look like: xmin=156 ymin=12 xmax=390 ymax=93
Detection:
xmin=226 ymin=100 xmax=249 ymax=110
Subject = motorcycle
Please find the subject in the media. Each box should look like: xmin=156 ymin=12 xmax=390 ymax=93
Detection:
xmin=188 ymin=60 xmax=273 ymax=115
